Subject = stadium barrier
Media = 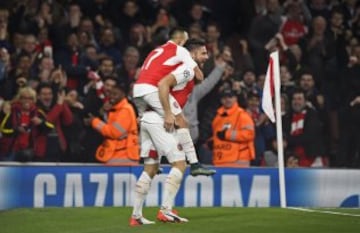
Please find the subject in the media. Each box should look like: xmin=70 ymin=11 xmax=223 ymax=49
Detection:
xmin=0 ymin=163 xmax=359 ymax=210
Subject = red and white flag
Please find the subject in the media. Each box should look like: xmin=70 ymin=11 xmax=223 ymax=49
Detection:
xmin=261 ymin=51 xmax=287 ymax=208
xmin=261 ymin=51 xmax=280 ymax=123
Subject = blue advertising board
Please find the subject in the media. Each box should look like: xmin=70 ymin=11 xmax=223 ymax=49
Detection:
xmin=0 ymin=165 xmax=359 ymax=210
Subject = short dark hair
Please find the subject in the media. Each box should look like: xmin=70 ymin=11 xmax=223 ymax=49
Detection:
xmin=183 ymin=38 xmax=206 ymax=52
xmin=99 ymin=56 xmax=114 ymax=65
xmin=291 ymin=88 xmax=306 ymax=100
xmin=36 ymin=82 xmax=53 ymax=93
xmin=168 ymin=27 xmax=187 ymax=40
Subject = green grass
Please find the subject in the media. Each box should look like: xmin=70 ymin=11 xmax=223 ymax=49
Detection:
xmin=1 ymin=207 xmax=359 ymax=233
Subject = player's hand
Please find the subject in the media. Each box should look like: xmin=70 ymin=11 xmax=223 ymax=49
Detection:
xmin=194 ymin=66 xmax=204 ymax=82
xmin=164 ymin=112 xmax=175 ymax=132
xmin=31 ymin=116 xmax=43 ymax=126
xmin=350 ymin=96 xmax=360 ymax=106
xmin=214 ymin=56 xmax=226 ymax=69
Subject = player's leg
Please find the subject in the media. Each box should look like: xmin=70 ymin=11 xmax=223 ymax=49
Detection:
xmin=130 ymin=163 xmax=158 ymax=226
xmin=143 ymin=93 xmax=216 ymax=176
xmin=140 ymin=117 xmax=189 ymax=222
xmin=157 ymin=159 xmax=189 ymax=223
xmin=174 ymin=112 xmax=216 ymax=176
xmin=130 ymin=125 xmax=158 ymax=226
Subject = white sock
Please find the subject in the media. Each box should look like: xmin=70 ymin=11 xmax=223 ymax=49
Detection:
xmin=176 ymin=128 xmax=198 ymax=164
xmin=132 ymin=171 xmax=152 ymax=218
xmin=161 ymin=167 xmax=183 ymax=211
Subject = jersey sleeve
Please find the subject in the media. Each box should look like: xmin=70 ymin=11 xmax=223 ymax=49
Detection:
xmin=176 ymin=46 xmax=197 ymax=69
xmin=171 ymin=64 xmax=195 ymax=86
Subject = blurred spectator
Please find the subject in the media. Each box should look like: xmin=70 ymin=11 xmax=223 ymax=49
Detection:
xmin=67 ymin=2 xmax=82 ymax=29
xmin=299 ymin=70 xmax=325 ymax=113
xmin=35 ymin=83 xmax=73 ymax=161
xmin=81 ymin=76 xmax=117 ymax=162
xmin=340 ymin=0 xmax=360 ymax=28
xmin=248 ymin=0 xmax=282 ymax=73
xmin=116 ymin=46 xmax=140 ymax=93
xmin=0 ymin=8 xmax=10 ymax=50
xmin=212 ymin=88 xmax=255 ymax=167
xmin=338 ymin=44 xmax=360 ymax=167
xmin=188 ymin=23 xmax=205 ymax=40
xmin=230 ymin=75 xmax=247 ymax=106
xmin=205 ymin=22 xmax=224 ymax=58
xmin=0 ymin=100 xmax=12 ymax=160
xmin=225 ymin=37 xmax=255 ymax=76
xmin=34 ymin=1 xmax=54 ymax=30
xmin=82 ymin=0 xmax=111 ymax=29
xmin=280 ymin=1 xmax=308 ymax=46
xmin=178 ymin=1 xmax=210 ymax=31
xmin=79 ymin=44 xmax=99 ymax=71
xmin=88 ymin=80 xmax=139 ymax=165
xmin=95 ymin=57 xmax=115 ymax=82
xmin=20 ymin=34 xmax=39 ymax=65
xmin=36 ymin=56 xmax=55 ymax=84
xmin=308 ymin=0 xmax=331 ymax=19
xmin=149 ymin=7 xmax=177 ymax=38
xmin=286 ymin=153 xmax=300 ymax=167
xmin=63 ymin=89 xmax=85 ymax=162
xmin=299 ymin=16 xmax=336 ymax=88
xmin=98 ymin=28 xmax=122 ymax=65
xmin=239 ymin=69 xmax=260 ymax=101
xmin=10 ymin=87 xmax=51 ymax=162
xmin=9 ymin=0 xmax=39 ymax=34
xmin=36 ymin=27 xmax=53 ymax=58
xmin=54 ymin=32 xmax=87 ymax=93
xmin=0 ymin=47 xmax=10 ymax=86
xmin=125 ymin=23 xmax=152 ymax=62
xmin=283 ymin=89 xmax=327 ymax=167
xmin=279 ymin=64 xmax=296 ymax=97
xmin=253 ymin=0 xmax=267 ymax=16
xmin=203 ymin=45 xmax=233 ymax=76
xmin=246 ymin=90 xmax=274 ymax=166
xmin=115 ymin=0 xmax=146 ymax=37
xmin=78 ymin=17 xmax=98 ymax=48
xmin=350 ymin=7 xmax=360 ymax=39
xmin=1 ymin=58 xmax=31 ymax=100
xmin=263 ymin=137 xmax=288 ymax=167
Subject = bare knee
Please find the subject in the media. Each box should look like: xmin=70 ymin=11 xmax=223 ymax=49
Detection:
xmin=143 ymin=163 xmax=159 ymax=178
xmin=171 ymin=160 xmax=187 ymax=174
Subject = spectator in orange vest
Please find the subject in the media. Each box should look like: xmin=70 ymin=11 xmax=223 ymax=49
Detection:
xmin=212 ymin=88 xmax=255 ymax=167
xmin=87 ymin=80 xmax=139 ymax=165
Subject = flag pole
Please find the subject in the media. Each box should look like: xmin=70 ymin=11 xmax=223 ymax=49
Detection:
xmin=272 ymin=51 xmax=287 ymax=208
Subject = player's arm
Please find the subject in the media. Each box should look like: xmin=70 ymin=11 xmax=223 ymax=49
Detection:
xmin=193 ymin=66 xmax=204 ymax=82
xmin=158 ymin=73 xmax=177 ymax=132
xmin=178 ymin=46 xmax=203 ymax=81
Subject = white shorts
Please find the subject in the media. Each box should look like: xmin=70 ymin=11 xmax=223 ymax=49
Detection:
xmin=140 ymin=111 xmax=185 ymax=164
xmin=132 ymin=84 xmax=182 ymax=118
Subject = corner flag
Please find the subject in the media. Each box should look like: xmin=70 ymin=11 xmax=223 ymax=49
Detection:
xmin=262 ymin=51 xmax=287 ymax=208
xmin=261 ymin=51 xmax=280 ymax=123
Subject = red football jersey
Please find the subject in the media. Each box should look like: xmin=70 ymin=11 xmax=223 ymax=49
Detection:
xmin=171 ymin=79 xmax=195 ymax=108
xmin=136 ymin=41 xmax=196 ymax=87
xmin=280 ymin=19 xmax=307 ymax=46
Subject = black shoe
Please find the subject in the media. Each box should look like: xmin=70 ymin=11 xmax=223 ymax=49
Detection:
xmin=190 ymin=163 xmax=216 ymax=176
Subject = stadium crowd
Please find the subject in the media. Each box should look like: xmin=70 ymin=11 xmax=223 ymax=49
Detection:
xmin=0 ymin=0 xmax=360 ymax=168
